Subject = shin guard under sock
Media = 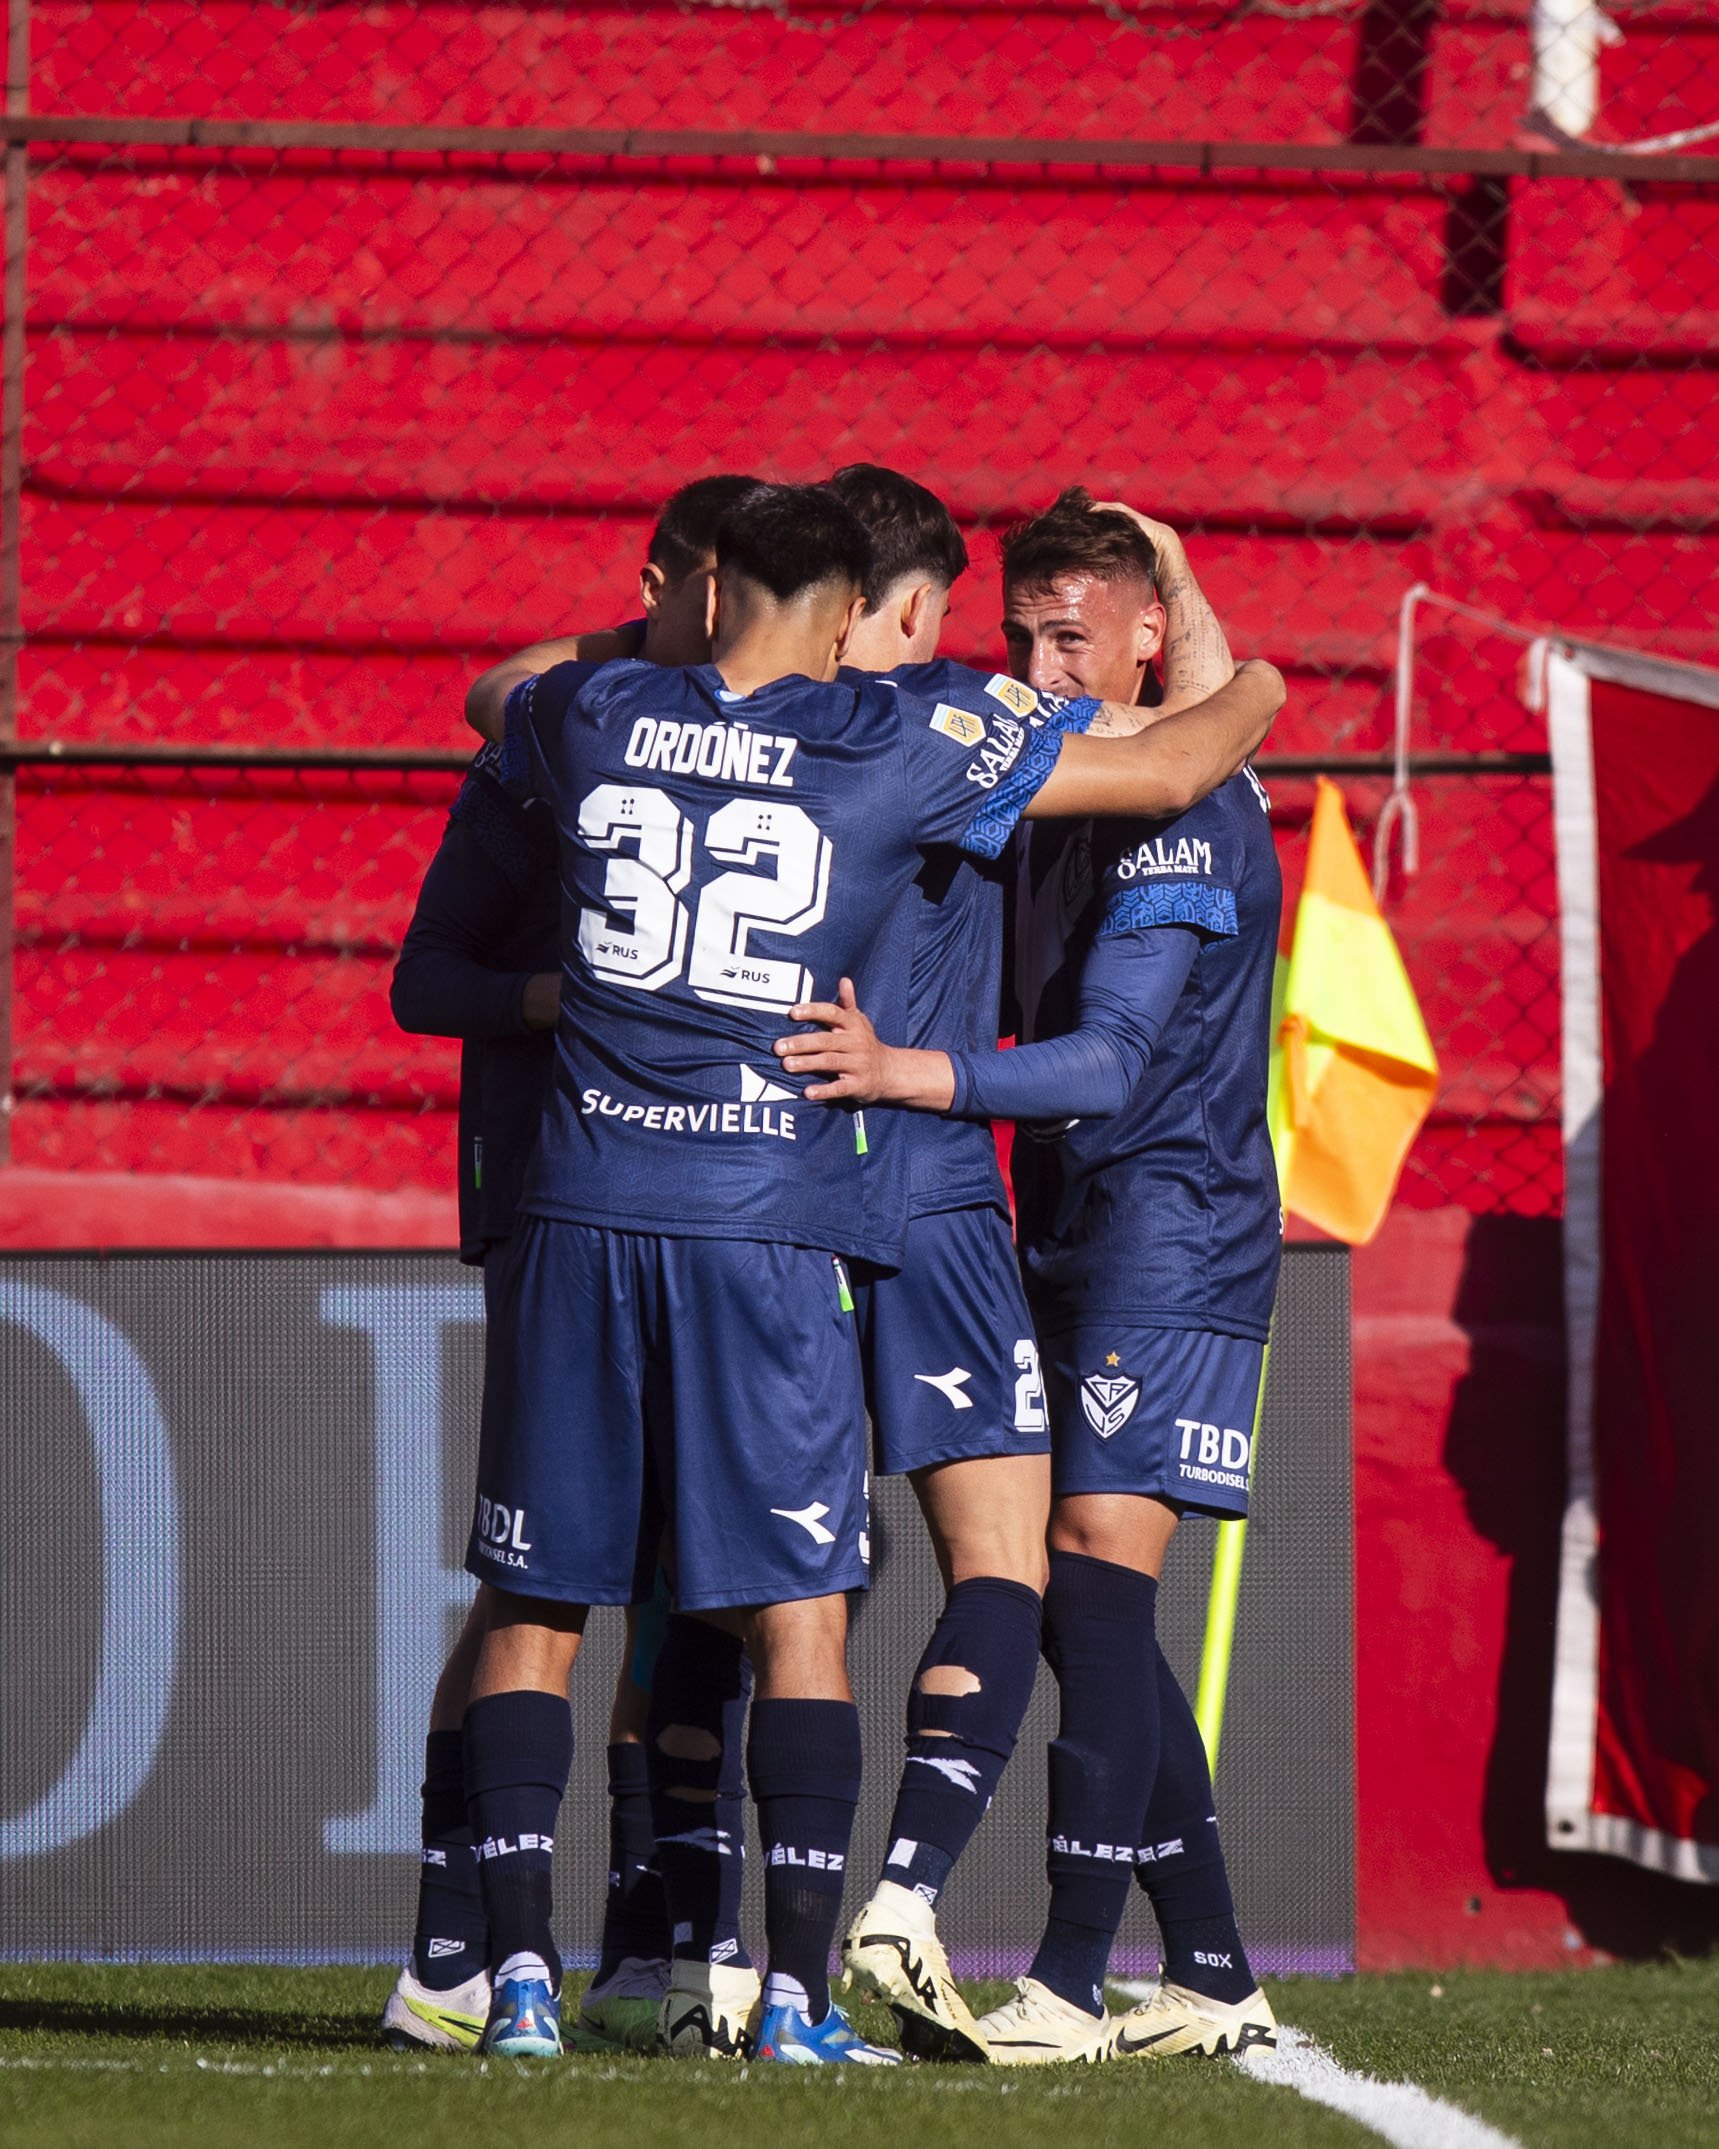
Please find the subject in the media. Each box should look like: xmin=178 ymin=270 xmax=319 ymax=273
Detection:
xmin=748 ymin=1697 xmax=862 ymax=2023
xmin=1136 ymin=1644 xmax=1256 ymax=2004
xmin=1028 ymin=1551 xmax=1161 ymax=2016
xmin=411 ymin=1728 xmax=487 ymax=1991
xmin=463 ymin=1690 xmax=574 ymax=1989
xmin=648 ymin=1615 xmax=754 ymax=1969
xmin=882 ymin=1575 xmax=1042 ymax=1905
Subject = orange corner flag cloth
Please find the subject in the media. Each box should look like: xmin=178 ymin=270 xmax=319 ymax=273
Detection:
xmin=1268 ymin=778 xmax=1439 ymax=1245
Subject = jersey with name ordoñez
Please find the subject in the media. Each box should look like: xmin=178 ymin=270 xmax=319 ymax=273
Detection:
xmin=1010 ymin=767 xmax=1283 ymax=1339
xmin=506 ymin=656 xmax=1071 ymax=1267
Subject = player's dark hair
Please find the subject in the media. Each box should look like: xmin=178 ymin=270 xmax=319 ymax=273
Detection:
xmin=826 ymin=463 xmax=968 ymax=611
xmin=715 ymin=483 xmax=873 ymax=603
xmin=1000 ymin=486 xmax=1159 ymax=596
xmin=648 ymin=474 xmax=768 ymax=586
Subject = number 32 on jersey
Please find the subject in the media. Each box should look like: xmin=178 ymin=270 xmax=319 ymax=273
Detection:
xmin=577 ymin=782 xmax=834 ymax=1013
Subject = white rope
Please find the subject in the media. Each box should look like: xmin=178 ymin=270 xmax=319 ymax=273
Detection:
xmin=1374 ymin=589 xmax=1547 ymax=902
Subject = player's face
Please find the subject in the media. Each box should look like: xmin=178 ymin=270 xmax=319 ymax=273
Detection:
xmin=1001 ymin=571 xmax=1165 ymax=705
xmin=640 ymin=554 xmax=719 ymax=667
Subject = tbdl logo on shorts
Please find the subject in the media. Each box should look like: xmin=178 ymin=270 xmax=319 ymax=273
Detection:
xmin=1080 ymin=1373 xmax=1140 ymax=1439
xmin=475 ymin=1494 xmax=533 ymax=1568
xmin=1177 ymin=1419 xmax=1253 ymax=1472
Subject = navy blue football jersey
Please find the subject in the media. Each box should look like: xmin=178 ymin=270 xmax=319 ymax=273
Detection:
xmin=504 ymin=656 xmax=1072 ymax=1267
xmin=392 ymin=750 xmax=560 ymax=1261
xmin=843 ymin=661 xmax=1096 ymax=1219
xmin=1010 ymin=767 xmax=1283 ymax=1339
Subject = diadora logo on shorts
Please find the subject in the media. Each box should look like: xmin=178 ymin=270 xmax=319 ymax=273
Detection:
xmin=914 ymin=1365 xmax=974 ymax=1410
xmin=475 ymin=1496 xmax=533 ymax=1568
xmin=930 ymin=703 xmax=987 ymax=748
xmin=623 ymin=714 xmax=799 ymax=789
xmin=771 ymin=1501 xmax=836 ymax=1545
xmin=985 ymin=673 xmax=1039 ymax=719
xmin=1080 ymin=1373 xmax=1141 ymax=1439
xmin=1176 ymin=1418 xmax=1252 ymax=1490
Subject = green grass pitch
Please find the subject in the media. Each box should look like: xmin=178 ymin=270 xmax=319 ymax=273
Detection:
xmin=1 ymin=1960 xmax=1715 ymax=2149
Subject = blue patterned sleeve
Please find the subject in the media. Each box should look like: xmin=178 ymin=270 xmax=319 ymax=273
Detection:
xmin=1094 ymin=803 xmax=1242 ymax=941
xmin=898 ymin=673 xmax=1100 ymax=861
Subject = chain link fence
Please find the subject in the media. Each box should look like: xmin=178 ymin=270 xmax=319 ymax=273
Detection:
xmin=7 ymin=1 xmax=1717 ymax=1225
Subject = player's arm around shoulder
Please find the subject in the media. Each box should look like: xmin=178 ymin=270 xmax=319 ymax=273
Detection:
xmin=465 ymin=629 xmax=637 ymax=742
xmin=1025 ymin=658 xmax=1285 ymax=823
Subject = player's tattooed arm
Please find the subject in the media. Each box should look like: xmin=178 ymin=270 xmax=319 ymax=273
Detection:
xmin=1096 ymin=504 xmax=1234 ymax=714
xmin=1026 ymin=658 xmax=1283 ymax=821
xmin=464 ymin=625 xmax=642 ymax=740
xmin=774 ymin=979 xmax=957 ymax=1110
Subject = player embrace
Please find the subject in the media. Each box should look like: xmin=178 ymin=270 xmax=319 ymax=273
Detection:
xmin=782 ymin=490 xmax=1282 ymax=2063
xmin=393 ymin=472 xmax=1283 ymax=2065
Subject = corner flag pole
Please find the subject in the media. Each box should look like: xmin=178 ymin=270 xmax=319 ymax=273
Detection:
xmin=1192 ymin=1338 xmax=1269 ymax=1773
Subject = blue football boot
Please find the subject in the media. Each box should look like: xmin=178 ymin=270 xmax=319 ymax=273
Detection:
xmin=753 ymin=1997 xmax=901 ymax=2065
xmin=480 ymin=1953 xmax=563 ymax=2058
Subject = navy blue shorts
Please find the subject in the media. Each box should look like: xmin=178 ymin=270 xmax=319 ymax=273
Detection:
xmin=1041 ymin=1323 xmax=1264 ymax=1517
xmin=856 ymin=1202 xmax=1051 ymax=1477
xmin=467 ymin=1216 xmax=871 ymax=1611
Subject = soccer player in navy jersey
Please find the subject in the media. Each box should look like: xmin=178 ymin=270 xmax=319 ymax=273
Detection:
xmin=380 ymin=475 xmax=761 ymax=2055
xmin=823 ymin=465 xmax=1088 ymax=2062
xmin=457 ymin=484 xmax=1283 ymax=2061
xmin=778 ymin=494 xmax=1281 ymax=2064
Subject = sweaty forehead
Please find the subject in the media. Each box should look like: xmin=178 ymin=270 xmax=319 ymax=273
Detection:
xmin=1003 ymin=570 xmax=1145 ymax=628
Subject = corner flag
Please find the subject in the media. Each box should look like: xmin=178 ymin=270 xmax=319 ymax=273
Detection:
xmin=1197 ymin=778 xmax=1436 ymax=1770
xmin=1269 ymin=776 xmax=1438 ymax=1244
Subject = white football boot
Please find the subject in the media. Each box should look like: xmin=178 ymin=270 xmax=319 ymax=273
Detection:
xmin=1111 ymin=1979 xmax=1278 ymax=2059
xmin=842 ymin=1880 xmax=989 ymax=2062
xmin=974 ymin=1976 xmax=1119 ymax=2066
xmin=659 ymin=1959 xmax=763 ymax=2060
xmin=380 ymin=1963 xmax=492 ymax=2052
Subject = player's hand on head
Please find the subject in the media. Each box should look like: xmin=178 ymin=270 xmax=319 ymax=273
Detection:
xmin=774 ymin=978 xmax=890 ymax=1102
xmin=1094 ymin=501 xmax=1186 ymax=563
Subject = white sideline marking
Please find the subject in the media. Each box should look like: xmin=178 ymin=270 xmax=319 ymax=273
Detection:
xmin=1236 ymin=2024 xmax=1523 ymax=2149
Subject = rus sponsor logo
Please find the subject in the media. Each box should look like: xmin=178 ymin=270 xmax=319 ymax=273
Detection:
xmin=622 ymin=715 xmax=799 ymax=789
xmin=578 ymin=1088 xmax=797 ymax=1141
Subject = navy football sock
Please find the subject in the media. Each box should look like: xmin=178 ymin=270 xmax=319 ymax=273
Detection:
xmin=1135 ymin=1644 xmax=1256 ymax=2005
xmin=594 ymin=1742 xmax=668 ymax=1982
xmin=881 ymin=1576 xmax=1042 ymax=1905
xmin=648 ymin=1615 xmax=754 ymax=1969
xmin=1028 ymin=1552 xmax=1161 ymax=2017
xmin=464 ymin=1690 xmax=574 ymax=1990
xmin=748 ymin=1697 xmax=862 ymax=2023
xmin=411 ymin=1728 xmax=487 ymax=1991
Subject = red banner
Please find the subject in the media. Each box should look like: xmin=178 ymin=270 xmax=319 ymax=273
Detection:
xmin=1545 ymin=639 xmax=1719 ymax=1881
